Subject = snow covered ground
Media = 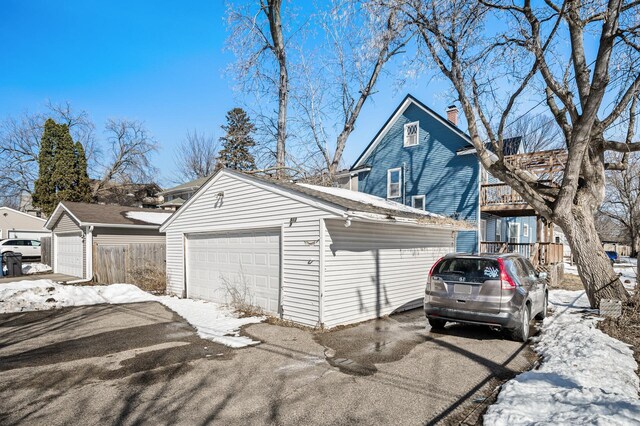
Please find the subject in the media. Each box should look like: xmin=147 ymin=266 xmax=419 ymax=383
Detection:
xmin=0 ymin=280 xmax=263 ymax=348
xmin=21 ymin=262 xmax=52 ymax=275
xmin=485 ymin=290 xmax=640 ymax=424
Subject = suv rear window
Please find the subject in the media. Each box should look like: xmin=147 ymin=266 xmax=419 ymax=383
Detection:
xmin=433 ymin=258 xmax=501 ymax=283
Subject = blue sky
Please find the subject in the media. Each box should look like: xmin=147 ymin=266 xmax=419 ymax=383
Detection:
xmin=0 ymin=0 xmax=458 ymax=187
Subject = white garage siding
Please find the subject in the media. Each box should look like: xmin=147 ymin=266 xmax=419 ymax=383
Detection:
xmin=7 ymin=230 xmax=49 ymax=240
xmin=322 ymin=219 xmax=455 ymax=328
xmin=165 ymin=173 xmax=333 ymax=327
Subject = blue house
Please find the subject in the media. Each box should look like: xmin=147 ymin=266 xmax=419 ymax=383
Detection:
xmin=340 ymin=94 xmax=553 ymax=255
xmin=344 ymin=94 xmax=480 ymax=252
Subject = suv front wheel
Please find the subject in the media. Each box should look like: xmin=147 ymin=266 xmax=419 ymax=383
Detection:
xmin=510 ymin=306 xmax=530 ymax=342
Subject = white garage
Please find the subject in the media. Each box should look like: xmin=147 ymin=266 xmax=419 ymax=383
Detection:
xmin=162 ymin=169 xmax=469 ymax=328
xmin=45 ymin=201 xmax=170 ymax=281
xmin=55 ymin=233 xmax=84 ymax=277
xmin=186 ymin=229 xmax=281 ymax=314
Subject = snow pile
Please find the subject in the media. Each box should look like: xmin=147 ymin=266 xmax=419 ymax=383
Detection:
xmin=22 ymin=263 xmax=52 ymax=275
xmin=159 ymin=297 xmax=263 ymax=348
xmin=297 ymin=183 xmax=442 ymax=217
xmin=485 ymin=290 xmax=640 ymax=425
xmin=125 ymin=211 xmax=172 ymax=225
xmin=0 ymin=280 xmax=263 ymax=348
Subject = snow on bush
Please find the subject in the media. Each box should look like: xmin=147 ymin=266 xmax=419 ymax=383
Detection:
xmin=484 ymin=290 xmax=640 ymax=424
xmin=0 ymin=280 xmax=263 ymax=348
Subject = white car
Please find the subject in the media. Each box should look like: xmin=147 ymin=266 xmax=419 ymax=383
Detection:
xmin=0 ymin=239 xmax=42 ymax=259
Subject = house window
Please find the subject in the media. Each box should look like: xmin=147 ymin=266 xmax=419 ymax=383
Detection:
xmin=509 ymin=223 xmax=520 ymax=244
xmin=412 ymin=195 xmax=425 ymax=210
xmin=523 ymin=224 xmax=529 ymax=238
xmin=404 ymin=121 xmax=419 ymax=147
xmin=496 ymin=219 xmax=502 ymax=241
xmin=387 ymin=168 xmax=402 ymax=198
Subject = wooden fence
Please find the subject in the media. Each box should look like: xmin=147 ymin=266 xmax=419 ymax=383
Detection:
xmin=93 ymin=243 xmax=166 ymax=291
xmin=40 ymin=236 xmax=52 ymax=266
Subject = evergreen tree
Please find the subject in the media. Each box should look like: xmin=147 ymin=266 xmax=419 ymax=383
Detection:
xmin=32 ymin=119 xmax=58 ymax=216
xmin=51 ymin=124 xmax=77 ymax=203
xmin=74 ymin=141 xmax=92 ymax=203
xmin=218 ymin=108 xmax=256 ymax=171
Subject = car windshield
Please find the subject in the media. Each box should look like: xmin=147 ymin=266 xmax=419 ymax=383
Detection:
xmin=433 ymin=258 xmax=501 ymax=283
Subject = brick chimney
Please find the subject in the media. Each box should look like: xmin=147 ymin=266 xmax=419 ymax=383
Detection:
xmin=446 ymin=105 xmax=459 ymax=126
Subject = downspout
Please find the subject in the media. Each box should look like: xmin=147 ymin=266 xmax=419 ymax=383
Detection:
xmin=68 ymin=226 xmax=94 ymax=285
xmin=402 ymin=162 xmax=407 ymax=206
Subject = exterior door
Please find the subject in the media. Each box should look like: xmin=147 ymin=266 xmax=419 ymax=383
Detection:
xmin=508 ymin=223 xmax=520 ymax=244
xmin=55 ymin=233 xmax=84 ymax=278
xmin=186 ymin=229 xmax=280 ymax=314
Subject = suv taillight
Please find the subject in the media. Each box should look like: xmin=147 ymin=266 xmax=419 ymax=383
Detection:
xmin=427 ymin=257 xmax=444 ymax=289
xmin=497 ymin=258 xmax=517 ymax=290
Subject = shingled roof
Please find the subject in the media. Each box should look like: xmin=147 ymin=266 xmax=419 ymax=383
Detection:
xmin=45 ymin=201 xmax=172 ymax=229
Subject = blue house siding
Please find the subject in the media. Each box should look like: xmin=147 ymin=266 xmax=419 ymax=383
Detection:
xmin=357 ymin=102 xmax=479 ymax=253
xmin=485 ymin=215 xmax=538 ymax=244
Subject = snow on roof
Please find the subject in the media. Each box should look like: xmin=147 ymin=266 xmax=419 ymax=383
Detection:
xmin=125 ymin=211 xmax=173 ymax=225
xmin=297 ymin=183 xmax=443 ymax=218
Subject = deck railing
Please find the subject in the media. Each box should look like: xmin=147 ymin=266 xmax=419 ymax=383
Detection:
xmin=480 ymin=183 xmax=528 ymax=207
xmin=480 ymin=241 xmax=563 ymax=266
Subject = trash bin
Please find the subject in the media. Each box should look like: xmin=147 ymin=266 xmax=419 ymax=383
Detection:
xmin=3 ymin=252 xmax=23 ymax=277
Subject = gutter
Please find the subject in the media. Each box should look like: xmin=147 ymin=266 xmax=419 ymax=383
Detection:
xmin=347 ymin=211 xmax=470 ymax=231
xmin=81 ymin=223 xmax=162 ymax=230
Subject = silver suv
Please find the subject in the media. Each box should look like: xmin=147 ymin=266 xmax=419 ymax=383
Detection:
xmin=424 ymin=253 xmax=548 ymax=342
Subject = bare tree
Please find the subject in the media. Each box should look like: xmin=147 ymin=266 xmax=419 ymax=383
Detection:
xmin=226 ymin=0 xmax=289 ymax=177
xmin=0 ymin=102 xmax=96 ymax=207
xmin=174 ymin=130 xmax=220 ymax=183
xmin=506 ymin=114 xmax=563 ymax=153
xmin=293 ymin=0 xmax=413 ymax=179
xmin=600 ymin=152 xmax=640 ymax=258
xmin=94 ymin=119 xmax=159 ymax=195
xmin=401 ymin=0 xmax=640 ymax=307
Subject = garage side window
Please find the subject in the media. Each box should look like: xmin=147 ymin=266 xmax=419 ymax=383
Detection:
xmin=387 ymin=168 xmax=402 ymax=199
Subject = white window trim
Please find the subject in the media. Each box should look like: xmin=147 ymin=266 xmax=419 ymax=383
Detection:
xmin=411 ymin=195 xmax=425 ymax=210
xmin=496 ymin=219 xmax=502 ymax=241
xmin=523 ymin=223 xmax=529 ymax=238
xmin=387 ymin=167 xmax=402 ymax=199
xmin=509 ymin=223 xmax=520 ymax=244
xmin=403 ymin=121 xmax=420 ymax=147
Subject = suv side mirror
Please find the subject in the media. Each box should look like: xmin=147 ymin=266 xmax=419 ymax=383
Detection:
xmin=538 ymin=272 xmax=548 ymax=280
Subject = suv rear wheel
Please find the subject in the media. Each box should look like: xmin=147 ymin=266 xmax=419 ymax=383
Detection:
xmin=428 ymin=318 xmax=447 ymax=330
xmin=510 ymin=306 xmax=530 ymax=342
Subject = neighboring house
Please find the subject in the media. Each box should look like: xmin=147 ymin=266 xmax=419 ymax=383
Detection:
xmin=160 ymin=168 xmax=467 ymax=328
xmin=19 ymin=192 xmax=44 ymax=218
xmin=344 ymin=94 xmax=481 ymax=253
xmin=0 ymin=206 xmax=48 ymax=240
xmin=45 ymin=202 xmax=171 ymax=281
xmin=93 ymin=181 xmax=163 ymax=208
xmin=158 ymin=176 xmax=209 ymax=210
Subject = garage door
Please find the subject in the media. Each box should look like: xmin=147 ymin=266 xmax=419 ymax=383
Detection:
xmin=55 ymin=233 xmax=83 ymax=278
xmin=186 ymin=229 xmax=280 ymax=314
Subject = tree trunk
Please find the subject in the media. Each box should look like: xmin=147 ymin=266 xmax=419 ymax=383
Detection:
xmin=559 ymin=207 xmax=629 ymax=308
xmin=266 ymin=0 xmax=287 ymax=179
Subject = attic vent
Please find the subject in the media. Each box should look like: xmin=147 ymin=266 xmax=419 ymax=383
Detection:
xmin=404 ymin=122 xmax=419 ymax=147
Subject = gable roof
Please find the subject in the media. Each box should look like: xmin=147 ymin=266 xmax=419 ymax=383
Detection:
xmin=352 ymin=94 xmax=471 ymax=169
xmin=45 ymin=201 xmax=172 ymax=230
xmin=0 ymin=206 xmax=46 ymax=223
xmin=160 ymin=168 xmax=470 ymax=232
xmin=159 ymin=176 xmax=210 ymax=196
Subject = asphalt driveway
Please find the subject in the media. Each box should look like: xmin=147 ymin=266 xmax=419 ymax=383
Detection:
xmin=0 ymin=302 xmax=535 ymax=425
